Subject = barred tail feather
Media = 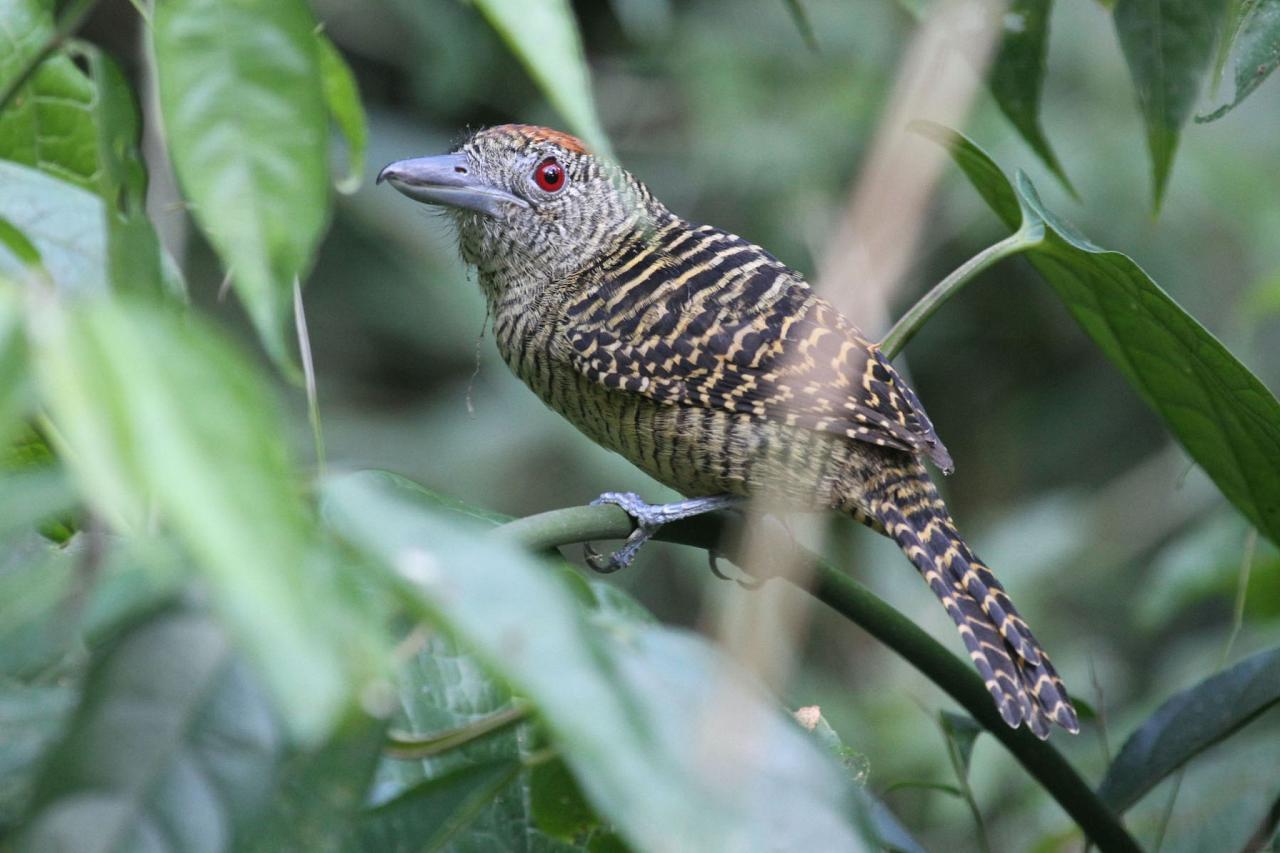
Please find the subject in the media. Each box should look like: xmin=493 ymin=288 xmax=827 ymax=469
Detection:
xmin=866 ymin=467 xmax=1079 ymax=738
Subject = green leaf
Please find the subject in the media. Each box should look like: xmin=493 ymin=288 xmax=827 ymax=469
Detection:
xmin=0 ymin=682 xmax=75 ymax=830
xmin=1198 ymin=0 xmax=1280 ymax=121
xmin=241 ymin=712 xmax=388 ymax=853
xmin=1112 ymin=0 xmax=1231 ymax=208
xmin=531 ymin=758 xmax=600 ymax=840
xmin=76 ymin=44 xmax=168 ymax=297
xmin=18 ymin=609 xmax=283 ymax=851
xmin=28 ymin=296 xmax=362 ymax=741
xmin=152 ymin=0 xmax=331 ymax=369
xmin=0 ymin=286 xmax=28 ymax=444
xmin=358 ymin=760 xmax=525 ymax=852
xmin=471 ymin=0 xmax=611 ymax=156
xmin=0 ymin=162 xmax=105 ymax=293
xmin=323 ymin=470 xmax=878 ymax=852
xmin=940 ymin=711 xmax=984 ymax=778
xmin=924 ymin=123 xmax=1280 ymax=547
xmin=1097 ymin=645 xmax=1280 ymax=811
xmin=989 ymin=0 xmax=1076 ymax=196
xmin=0 ymin=0 xmax=54 ymax=105
xmin=0 ymin=52 xmax=98 ymax=191
xmin=316 ymin=31 xmax=367 ymax=195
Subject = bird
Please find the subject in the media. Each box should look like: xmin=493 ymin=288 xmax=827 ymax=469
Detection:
xmin=378 ymin=123 xmax=1078 ymax=739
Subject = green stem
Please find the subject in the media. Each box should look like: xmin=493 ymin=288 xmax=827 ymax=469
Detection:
xmin=494 ymin=506 xmax=1140 ymax=853
xmin=0 ymin=0 xmax=102 ymax=113
xmin=385 ymin=702 xmax=532 ymax=760
xmin=880 ymin=229 xmax=1037 ymax=359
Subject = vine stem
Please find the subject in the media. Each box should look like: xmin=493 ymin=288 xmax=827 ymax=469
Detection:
xmin=495 ymin=505 xmax=1140 ymax=853
xmin=880 ymin=228 xmax=1039 ymax=359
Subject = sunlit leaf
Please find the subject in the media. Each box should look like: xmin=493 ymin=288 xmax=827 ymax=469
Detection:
xmin=1097 ymin=645 xmax=1280 ymax=811
xmin=1198 ymin=0 xmax=1280 ymax=121
xmin=471 ymin=0 xmax=611 ymax=156
xmin=27 ymin=296 xmax=362 ymax=740
xmin=324 ymin=470 xmax=878 ymax=852
xmin=990 ymin=0 xmax=1076 ymax=196
xmin=923 ymin=123 xmax=1280 ymax=547
xmin=316 ymin=31 xmax=367 ymax=195
xmin=152 ymin=0 xmax=330 ymax=369
xmin=18 ymin=609 xmax=283 ymax=850
xmin=0 ymin=162 xmax=105 ymax=294
xmin=1112 ymin=0 xmax=1231 ymax=208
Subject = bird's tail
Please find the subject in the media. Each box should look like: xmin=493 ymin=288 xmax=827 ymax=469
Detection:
xmin=862 ymin=463 xmax=1079 ymax=739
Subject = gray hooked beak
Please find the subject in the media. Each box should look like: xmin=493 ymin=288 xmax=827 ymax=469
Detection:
xmin=377 ymin=153 xmax=529 ymax=217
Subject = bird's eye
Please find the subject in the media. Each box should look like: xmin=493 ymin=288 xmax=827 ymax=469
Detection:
xmin=533 ymin=157 xmax=566 ymax=193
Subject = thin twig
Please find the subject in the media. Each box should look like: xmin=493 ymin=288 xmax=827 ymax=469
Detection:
xmin=293 ymin=278 xmax=326 ymax=475
xmin=385 ymin=702 xmax=532 ymax=760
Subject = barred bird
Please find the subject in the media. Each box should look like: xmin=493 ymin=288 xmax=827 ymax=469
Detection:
xmin=379 ymin=124 xmax=1078 ymax=738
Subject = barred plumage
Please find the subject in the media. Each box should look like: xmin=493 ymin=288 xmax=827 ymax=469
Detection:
xmin=380 ymin=123 xmax=1079 ymax=738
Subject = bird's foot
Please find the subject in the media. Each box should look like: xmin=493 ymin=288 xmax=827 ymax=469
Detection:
xmin=583 ymin=492 xmax=744 ymax=574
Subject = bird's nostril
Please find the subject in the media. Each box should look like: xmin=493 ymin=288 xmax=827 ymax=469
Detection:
xmin=454 ymin=166 xmax=467 ymax=174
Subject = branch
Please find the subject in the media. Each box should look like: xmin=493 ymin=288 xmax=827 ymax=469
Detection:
xmin=494 ymin=506 xmax=1140 ymax=853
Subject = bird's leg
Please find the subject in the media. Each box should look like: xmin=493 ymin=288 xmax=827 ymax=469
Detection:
xmin=583 ymin=492 xmax=745 ymax=574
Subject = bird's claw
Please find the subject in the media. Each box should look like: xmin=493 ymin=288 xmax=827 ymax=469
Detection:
xmin=584 ymin=523 xmax=655 ymax=574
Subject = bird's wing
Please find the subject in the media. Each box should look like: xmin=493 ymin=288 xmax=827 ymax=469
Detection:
xmin=563 ymin=222 xmax=953 ymax=471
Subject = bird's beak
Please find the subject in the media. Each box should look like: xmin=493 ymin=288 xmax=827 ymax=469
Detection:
xmin=377 ymin=153 xmax=529 ymax=217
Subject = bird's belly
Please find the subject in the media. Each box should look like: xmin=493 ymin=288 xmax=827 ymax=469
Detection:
xmin=503 ymin=334 xmax=852 ymax=507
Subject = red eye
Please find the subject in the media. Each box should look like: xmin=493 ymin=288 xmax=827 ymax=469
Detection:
xmin=534 ymin=157 xmax=565 ymax=192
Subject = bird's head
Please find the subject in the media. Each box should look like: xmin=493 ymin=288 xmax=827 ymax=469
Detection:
xmin=378 ymin=125 xmax=654 ymax=284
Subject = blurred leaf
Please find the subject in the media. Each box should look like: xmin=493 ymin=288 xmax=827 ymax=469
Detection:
xmin=317 ymin=31 xmax=367 ymax=195
xmin=76 ymin=44 xmax=168 ymax=298
xmin=358 ymin=759 xmax=525 ymax=852
xmin=471 ymin=0 xmax=611 ymax=156
xmin=241 ymin=711 xmax=388 ymax=853
xmin=990 ymin=0 xmax=1076 ymax=196
xmin=152 ymin=0 xmax=330 ymax=369
xmin=1198 ymin=0 xmax=1280 ymax=121
xmin=1112 ymin=0 xmax=1231 ymax=209
xmin=0 ymin=466 xmax=74 ymax=541
xmin=0 ymin=218 xmax=41 ymax=269
xmin=1097 ymin=645 xmax=1280 ymax=811
xmin=923 ymin=122 xmax=1280 ymax=548
xmin=0 ymin=286 xmax=28 ymax=444
xmin=19 ymin=609 xmax=283 ymax=851
xmin=940 ymin=711 xmax=984 ymax=779
xmin=0 ymin=0 xmax=53 ymax=99
xmin=28 ymin=296 xmax=362 ymax=741
xmin=0 ymin=52 xmax=98 ymax=191
xmin=0 ymin=162 xmax=105 ymax=294
xmin=781 ymin=0 xmax=819 ymax=51
xmin=323 ymin=470 xmax=878 ymax=851
xmin=0 ymin=682 xmax=75 ymax=830
xmin=531 ymin=758 xmax=599 ymax=840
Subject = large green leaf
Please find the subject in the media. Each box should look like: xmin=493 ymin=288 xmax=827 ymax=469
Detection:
xmin=152 ymin=0 xmax=330 ymax=368
xmin=0 ymin=162 xmax=105 ymax=293
xmin=989 ymin=0 xmax=1075 ymax=196
xmin=18 ymin=609 xmax=283 ymax=851
xmin=471 ymin=0 xmax=611 ymax=155
xmin=323 ymin=470 xmax=875 ymax=852
xmin=1198 ymin=0 xmax=1280 ymax=121
xmin=1112 ymin=0 xmax=1231 ymax=208
xmin=0 ymin=0 xmax=53 ymax=101
xmin=924 ymin=123 xmax=1280 ymax=547
xmin=0 ymin=52 xmax=98 ymax=191
xmin=1097 ymin=645 xmax=1280 ymax=811
xmin=27 ymin=296 xmax=363 ymax=740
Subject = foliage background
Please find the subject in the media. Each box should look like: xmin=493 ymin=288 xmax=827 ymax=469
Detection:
xmin=4 ymin=0 xmax=1280 ymax=849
